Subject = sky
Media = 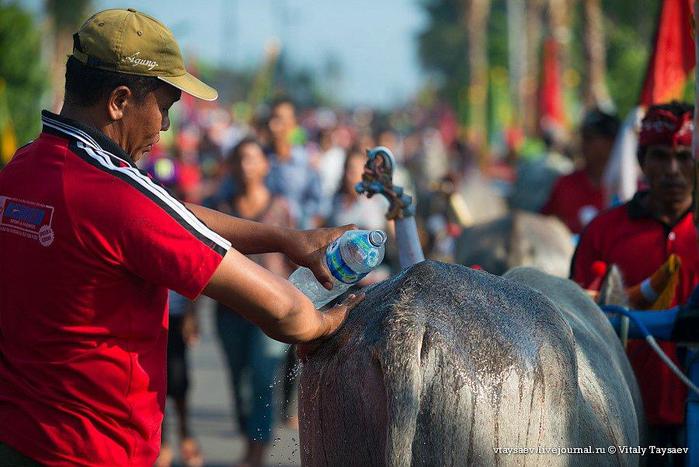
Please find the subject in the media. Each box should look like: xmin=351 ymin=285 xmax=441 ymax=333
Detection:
xmin=21 ymin=0 xmax=428 ymax=108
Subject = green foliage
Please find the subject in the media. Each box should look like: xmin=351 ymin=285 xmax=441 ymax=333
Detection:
xmin=603 ymin=0 xmax=660 ymax=115
xmin=486 ymin=1 xmax=509 ymax=71
xmin=0 ymin=2 xmax=47 ymax=145
xmin=417 ymin=0 xmax=516 ymax=127
xmin=417 ymin=0 xmax=469 ymax=106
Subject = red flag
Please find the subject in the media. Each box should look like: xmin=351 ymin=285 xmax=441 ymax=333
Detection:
xmin=639 ymin=0 xmax=696 ymax=106
xmin=539 ymin=38 xmax=565 ymax=133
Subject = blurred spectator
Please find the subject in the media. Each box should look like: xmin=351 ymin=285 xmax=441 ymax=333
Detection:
xmin=175 ymin=125 xmax=204 ymax=203
xmin=327 ymin=146 xmax=391 ymax=284
xmin=509 ymin=132 xmax=574 ymax=212
xmin=214 ymin=138 xmax=294 ymax=467
xmin=541 ymin=109 xmax=620 ymax=234
xmin=156 ymin=292 xmax=203 ymax=467
xmin=374 ymin=126 xmax=416 ymax=199
xmin=571 ymin=102 xmax=696 ymax=464
xmin=144 ymin=154 xmax=203 ymax=467
xmin=314 ymin=127 xmax=346 ymax=219
xmin=266 ymin=98 xmax=324 ymax=426
xmin=266 ymin=97 xmax=323 ymax=228
xmin=327 ymin=146 xmax=388 ymax=231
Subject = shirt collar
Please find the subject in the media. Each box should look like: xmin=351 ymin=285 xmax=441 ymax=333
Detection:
xmin=41 ymin=110 xmax=135 ymax=165
xmin=626 ymin=191 xmax=651 ymax=219
xmin=627 ymin=190 xmax=692 ymax=227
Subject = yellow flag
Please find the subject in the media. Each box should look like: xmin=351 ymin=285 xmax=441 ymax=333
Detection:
xmin=1 ymin=120 xmax=17 ymax=165
xmin=626 ymin=254 xmax=681 ymax=310
xmin=0 ymin=79 xmax=17 ymax=165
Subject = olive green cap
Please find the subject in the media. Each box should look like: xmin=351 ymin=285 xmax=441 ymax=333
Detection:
xmin=72 ymin=8 xmax=217 ymax=101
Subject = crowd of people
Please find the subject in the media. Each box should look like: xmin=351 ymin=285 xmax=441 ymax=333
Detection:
xmin=140 ymin=71 xmax=698 ymax=466
xmin=147 ymin=97 xmax=435 ymax=466
xmin=145 ymin=90 xmax=699 ymax=466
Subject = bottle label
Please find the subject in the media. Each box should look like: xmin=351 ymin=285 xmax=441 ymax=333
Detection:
xmin=326 ymin=238 xmax=369 ymax=284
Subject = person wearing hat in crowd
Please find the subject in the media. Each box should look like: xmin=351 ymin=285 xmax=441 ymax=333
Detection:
xmin=541 ymin=108 xmax=620 ymax=234
xmin=0 ymin=8 xmax=362 ymax=467
xmin=571 ymin=102 xmax=698 ymax=466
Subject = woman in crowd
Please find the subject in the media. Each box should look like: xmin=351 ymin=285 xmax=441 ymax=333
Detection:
xmin=328 ymin=146 xmax=391 ymax=283
xmin=327 ymin=146 xmax=388 ymax=231
xmin=215 ymin=137 xmax=295 ymax=467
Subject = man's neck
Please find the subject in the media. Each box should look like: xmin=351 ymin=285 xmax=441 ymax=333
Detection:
xmin=60 ymin=104 xmax=107 ymax=132
xmin=645 ymin=194 xmax=692 ymax=226
xmin=273 ymin=140 xmax=292 ymax=160
xmin=60 ymin=104 xmax=122 ymax=149
xmin=583 ymin=167 xmax=602 ymax=188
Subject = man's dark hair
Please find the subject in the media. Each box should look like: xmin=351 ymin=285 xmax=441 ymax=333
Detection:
xmin=637 ymin=101 xmax=695 ymax=164
xmin=270 ymin=96 xmax=296 ymax=112
xmin=64 ymin=56 xmax=163 ymax=107
xmin=581 ymin=108 xmax=620 ymax=139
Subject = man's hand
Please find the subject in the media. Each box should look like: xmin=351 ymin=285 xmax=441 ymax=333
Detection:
xmin=284 ymin=224 xmax=357 ymax=290
xmin=297 ymin=292 xmax=366 ymax=362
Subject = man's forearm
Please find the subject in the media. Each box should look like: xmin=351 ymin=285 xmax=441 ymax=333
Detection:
xmin=191 ymin=203 xmax=355 ymax=289
xmin=203 ymin=249 xmax=336 ymax=344
xmin=187 ymin=203 xmax=292 ymax=255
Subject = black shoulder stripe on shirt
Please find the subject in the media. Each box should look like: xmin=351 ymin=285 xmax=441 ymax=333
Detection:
xmin=69 ymin=140 xmax=230 ymax=257
xmin=43 ymin=114 xmax=230 ymax=253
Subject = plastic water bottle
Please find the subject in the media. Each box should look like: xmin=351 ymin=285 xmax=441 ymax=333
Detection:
xmin=289 ymin=229 xmax=387 ymax=308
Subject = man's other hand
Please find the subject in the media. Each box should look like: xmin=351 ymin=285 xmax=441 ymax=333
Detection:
xmin=297 ymin=292 xmax=366 ymax=362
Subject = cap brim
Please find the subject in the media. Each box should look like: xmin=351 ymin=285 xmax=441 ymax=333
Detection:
xmin=158 ymin=73 xmax=218 ymax=101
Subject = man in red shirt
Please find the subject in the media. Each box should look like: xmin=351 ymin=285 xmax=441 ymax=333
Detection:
xmin=571 ymin=102 xmax=697 ymax=458
xmin=542 ymin=109 xmax=620 ymax=234
xmin=0 ymin=9 xmax=362 ymax=466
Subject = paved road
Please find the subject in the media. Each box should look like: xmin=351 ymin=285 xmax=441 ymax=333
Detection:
xmin=164 ymin=297 xmax=302 ymax=467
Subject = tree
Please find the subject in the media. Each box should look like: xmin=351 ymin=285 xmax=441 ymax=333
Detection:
xmin=582 ymin=0 xmax=612 ymax=109
xmin=0 ymin=2 xmax=47 ymax=152
xmin=463 ymin=0 xmax=492 ymax=150
xmin=45 ymin=0 xmax=93 ymax=111
xmin=418 ymin=0 xmax=469 ymax=108
xmin=522 ymin=0 xmax=544 ymax=135
xmin=599 ymin=0 xmax=660 ymax=115
xmin=419 ymin=0 xmax=666 ymax=138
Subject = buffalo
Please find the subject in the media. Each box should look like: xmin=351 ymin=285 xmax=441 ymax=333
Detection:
xmin=299 ymin=261 xmax=642 ymax=466
xmin=454 ymin=211 xmax=574 ymax=277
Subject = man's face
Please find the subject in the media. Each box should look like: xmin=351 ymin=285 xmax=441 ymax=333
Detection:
xmin=642 ymin=144 xmax=694 ymax=205
xmin=122 ymin=85 xmax=180 ymax=162
xmin=581 ymin=133 xmax=614 ymax=172
xmin=269 ymin=102 xmax=296 ymax=141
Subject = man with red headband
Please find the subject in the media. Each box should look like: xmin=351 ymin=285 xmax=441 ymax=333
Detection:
xmin=572 ymin=102 xmax=699 ymax=458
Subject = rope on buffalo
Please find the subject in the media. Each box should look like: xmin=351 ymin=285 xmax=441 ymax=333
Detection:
xmin=603 ymin=305 xmax=699 ymax=396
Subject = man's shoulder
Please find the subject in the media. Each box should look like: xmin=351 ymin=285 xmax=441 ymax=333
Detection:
xmin=549 ymin=169 xmax=584 ymax=193
xmin=558 ymin=169 xmax=586 ymax=182
xmin=590 ymin=200 xmax=628 ymax=221
xmin=581 ymin=202 xmax=630 ymax=236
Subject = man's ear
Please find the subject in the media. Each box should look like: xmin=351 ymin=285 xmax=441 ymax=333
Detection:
xmin=107 ymin=86 xmax=132 ymax=122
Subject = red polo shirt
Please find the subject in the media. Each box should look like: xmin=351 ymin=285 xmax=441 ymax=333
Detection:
xmin=571 ymin=192 xmax=699 ymax=426
xmin=0 ymin=111 xmax=230 ymax=466
xmin=541 ymin=169 xmax=605 ymax=234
